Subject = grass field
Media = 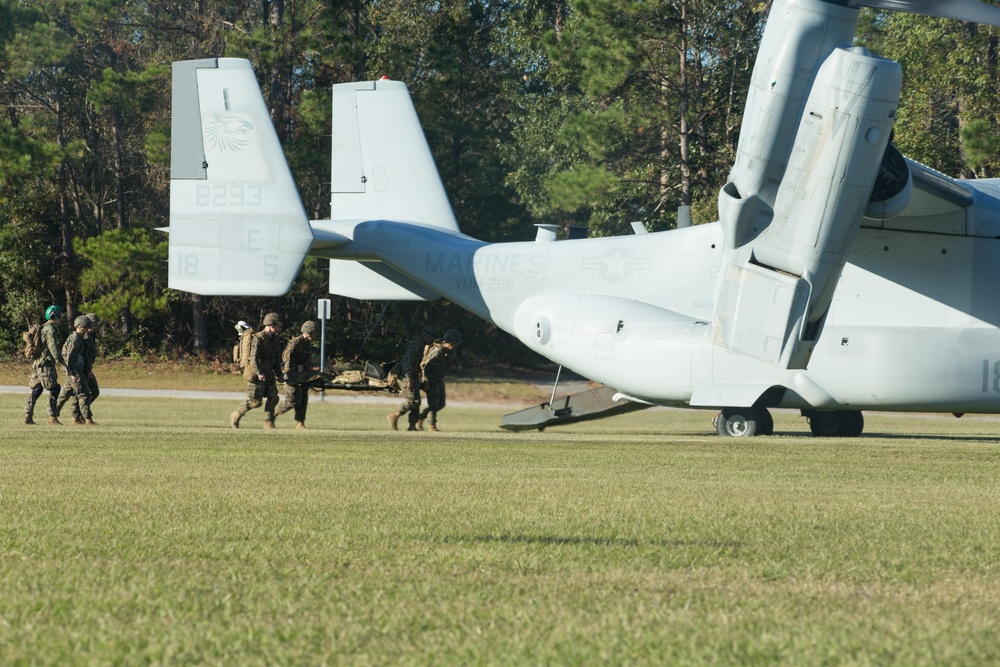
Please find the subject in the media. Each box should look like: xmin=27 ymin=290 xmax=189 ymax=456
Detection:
xmin=3 ymin=392 xmax=1000 ymax=665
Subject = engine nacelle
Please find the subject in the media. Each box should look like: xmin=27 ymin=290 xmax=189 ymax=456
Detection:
xmin=714 ymin=44 xmax=901 ymax=370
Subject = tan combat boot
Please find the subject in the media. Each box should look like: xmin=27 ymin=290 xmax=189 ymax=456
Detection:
xmin=387 ymin=413 xmax=399 ymax=430
xmin=72 ymin=417 xmax=86 ymax=425
xmin=428 ymin=425 xmax=439 ymax=432
xmin=48 ymin=417 xmax=62 ymax=425
xmin=25 ymin=415 xmax=36 ymax=425
xmin=264 ymin=420 xmax=275 ymax=430
xmin=414 ymin=419 xmax=424 ymax=431
xmin=85 ymin=418 xmax=97 ymax=426
xmin=230 ymin=411 xmax=241 ymax=429
xmin=295 ymin=421 xmax=306 ymax=430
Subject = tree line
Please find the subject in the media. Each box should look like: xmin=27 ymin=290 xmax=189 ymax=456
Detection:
xmin=1 ymin=0 xmax=997 ymax=367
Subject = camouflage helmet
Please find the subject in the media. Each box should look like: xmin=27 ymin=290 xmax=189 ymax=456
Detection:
xmin=262 ymin=312 xmax=281 ymax=327
xmin=442 ymin=329 xmax=462 ymax=345
xmin=74 ymin=315 xmax=93 ymax=329
xmin=85 ymin=313 xmax=100 ymax=326
xmin=45 ymin=305 xmax=63 ymax=321
xmin=301 ymin=320 xmax=318 ymax=335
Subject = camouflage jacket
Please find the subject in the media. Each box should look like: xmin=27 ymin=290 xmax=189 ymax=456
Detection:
xmin=35 ymin=321 xmax=66 ymax=369
xmin=82 ymin=332 xmax=97 ymax=374
xmin=248 ymin=331 xmax=283 ymax=381
xmin=420 ymin=342 xmax=456 ymax=384
xmin=394 ymin=337 xmax=426 ymax=383
xmin=62 ymin=331 xmax=86 ymax=374
xmin=282 ymin=334 xmax=314 ymax=375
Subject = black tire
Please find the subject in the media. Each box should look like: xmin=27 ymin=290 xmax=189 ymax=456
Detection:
xmin=807 ymin=410 xmax=863 ymax=437
xmin=759 ymin=408 xmax=774 ymax=436
xmin=846 ymin=411 xmax=864 ymax=437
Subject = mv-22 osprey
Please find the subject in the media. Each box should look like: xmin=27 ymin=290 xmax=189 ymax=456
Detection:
xmin=167 ymin=0 xmax=1000 ymax=437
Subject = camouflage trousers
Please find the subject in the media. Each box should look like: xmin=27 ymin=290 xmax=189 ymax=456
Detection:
xmin=62 ymin=373 xmax=100 ymax=420
xmin=394 ymin=376 xmax=422 ymax=427
xmin=56 ymin=372 xmax=93 ymax=420
xmin=275 ymin=383 xmax=309 ymax=423
xmin=418 ymin=381 xmax=446 ymax=427
xmin=234 ymin=378 xmax=278 ymax=422
xmin=25 ymin=363 xmax=60 ymax=418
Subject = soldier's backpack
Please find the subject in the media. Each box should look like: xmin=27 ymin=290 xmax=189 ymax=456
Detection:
xmin=22 ymin=323 xmax=42 ymax=360
xmin=233 ymin=326 xmax=255 ymax=369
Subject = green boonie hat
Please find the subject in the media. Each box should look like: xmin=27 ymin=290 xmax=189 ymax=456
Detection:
xmin=263 ymin=312 xmax=281 ymax=326
xmin=442 ymin=329 xmax=462 ymax=345
xmin=301 ymin=321 xmax=318 ymax=335
xmin=74 ymin=316 xmax=93 ymax=329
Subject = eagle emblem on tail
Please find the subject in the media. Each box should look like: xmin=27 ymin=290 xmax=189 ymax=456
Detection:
xmin=205 ymin=115 xmax=254 ymax=153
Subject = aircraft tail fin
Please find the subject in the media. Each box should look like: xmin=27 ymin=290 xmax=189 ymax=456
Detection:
xmin=168 ymin=58 xmax=313 ymax=296
xmin=329 ymin=80 xmax=459 ymax=231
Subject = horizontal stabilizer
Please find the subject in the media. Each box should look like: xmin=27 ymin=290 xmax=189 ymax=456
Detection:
xmin=328 ymin=259 xmax=440 ymax=301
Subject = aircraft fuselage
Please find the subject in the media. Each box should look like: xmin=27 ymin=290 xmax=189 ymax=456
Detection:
xmin=311 ymin=218 xmax=1000 ymax=414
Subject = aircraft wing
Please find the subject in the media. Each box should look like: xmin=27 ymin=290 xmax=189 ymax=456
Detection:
xmin=863 ymin=158 xmax=976 ymax=236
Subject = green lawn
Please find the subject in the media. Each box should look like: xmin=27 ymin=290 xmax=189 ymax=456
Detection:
xmin=2 ymin=394 xmax=1000 ymax=665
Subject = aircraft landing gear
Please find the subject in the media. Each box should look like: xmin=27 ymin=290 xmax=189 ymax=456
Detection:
xmin=714 ymin=406 xmax=774 ymax=437
xmin=803 ymin=409 xmax=864 ymax=437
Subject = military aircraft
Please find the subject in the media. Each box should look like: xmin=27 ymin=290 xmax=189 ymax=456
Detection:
xmin=166 ymin=0 xmax=1000 ymax=437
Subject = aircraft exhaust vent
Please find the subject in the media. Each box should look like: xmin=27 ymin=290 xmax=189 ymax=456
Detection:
xmin=568 ymin=226 xmax=588 ymax=240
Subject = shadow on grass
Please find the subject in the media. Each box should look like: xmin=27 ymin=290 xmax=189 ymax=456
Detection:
xmin=870 ymin=434 xmax=1000 ymax=442
xmin=434 ymin=533 xmax=743 ymax=550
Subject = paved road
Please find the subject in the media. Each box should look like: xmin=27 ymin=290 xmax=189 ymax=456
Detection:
xmin=0 ymin=383 xmax=594 ymax=409
xmin=3 ymin=384 xmax=404 ymax=404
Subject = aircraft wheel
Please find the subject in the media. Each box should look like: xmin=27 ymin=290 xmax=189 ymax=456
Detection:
xmin=716 ymin=406 xmax=766 ymax=437
xmin=806 ymin=410 xmax=863 ymax=437
xmin=759 ymin=408 xmax=774 ymax=436
xmin=846 ymin=411 xmax=864 ymax=437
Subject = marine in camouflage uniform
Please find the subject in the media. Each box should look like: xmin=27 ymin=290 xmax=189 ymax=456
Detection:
xmin=68 ymin=313 xmax=101 ymax=424
xmin=231 ymin=312 xmax=284 ymax=429
xmin=55 ymin=316 xmax=95 ymax=425
xmin=275 ymin=321 xmax=318 ymax=429
xmin=417 ymin=329 xmax=461 ymax=432
xmin=25 ymin=305 xmax=70 ymax=425
xmin=387 ymin=326 xmax=437 ymax=431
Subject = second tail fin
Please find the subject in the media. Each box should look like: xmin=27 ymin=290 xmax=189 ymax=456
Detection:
xmin=330 ymin=80 xmax=459 ymax=230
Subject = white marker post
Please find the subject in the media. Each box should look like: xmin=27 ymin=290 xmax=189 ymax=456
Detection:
xmin=317 ymin=298 xmax=331 ymax=401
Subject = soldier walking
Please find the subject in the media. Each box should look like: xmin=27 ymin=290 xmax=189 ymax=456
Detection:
xmin=275 ymin=320 xmax=318 ymax=429
xmin=56 ymin=316 xmax=96 ymax=425
xmin=387 ymin=326 xmax=438 ymax=431
xmin=416 ymin=329 xmax=461 ymax=432
xmin=231 ymin=312 xmax=284 ymax=429
xmin=84 ymin=313 xmax=101 ymax=406
xmin=67 ymin=313 xmax=101 ymax=424
xmin=25 ymin=305 xmax=70 ymax=425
